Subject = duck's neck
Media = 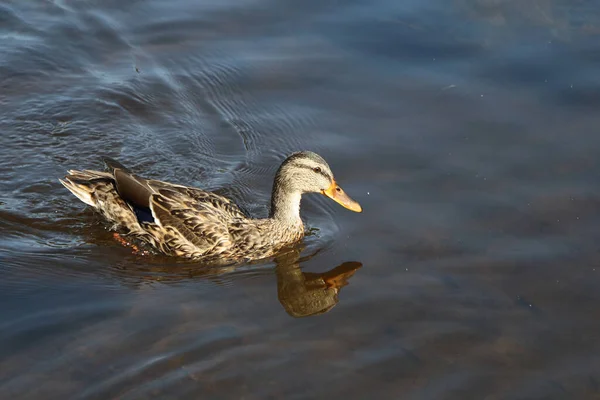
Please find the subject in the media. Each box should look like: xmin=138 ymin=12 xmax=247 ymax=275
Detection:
xmin=269 ymin=182 xmax=303 ymax=228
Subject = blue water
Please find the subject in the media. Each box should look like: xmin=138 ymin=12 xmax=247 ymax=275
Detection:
xmin=1 ymin=0 xmax=600 ymax=398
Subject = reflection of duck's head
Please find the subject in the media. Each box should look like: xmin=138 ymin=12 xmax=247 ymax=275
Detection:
xmin=275 ymin=250 xmax=362 ymax=318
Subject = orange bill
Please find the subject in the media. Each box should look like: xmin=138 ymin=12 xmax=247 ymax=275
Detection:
xmin=322 ymin=261 xmax=362 ymax=289
xmin=321 ymin=181 xmax=362 ymax=213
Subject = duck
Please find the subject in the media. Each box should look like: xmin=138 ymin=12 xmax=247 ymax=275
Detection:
xmin=60 ymin=151 xmax=362 ymax=262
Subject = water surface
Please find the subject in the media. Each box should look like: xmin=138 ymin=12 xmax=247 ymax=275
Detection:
xmin=2 ymin=0 xmax=600 ymax=398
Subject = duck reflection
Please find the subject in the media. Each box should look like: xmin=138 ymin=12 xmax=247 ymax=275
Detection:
xmin=104 ymin=234 xmax=362 ymax=318
xmin=274 ymin=249 xmax=362 ymax=318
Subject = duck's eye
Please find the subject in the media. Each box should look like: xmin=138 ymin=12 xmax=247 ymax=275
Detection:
xmin=313 ymin=167 xmax=322 ymax=173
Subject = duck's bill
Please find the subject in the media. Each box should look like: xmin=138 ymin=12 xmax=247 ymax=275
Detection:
xmin=322 ymin=181 xmax=362 ymax=213
xmin=323 ymin=261 xmax=363 ymax=290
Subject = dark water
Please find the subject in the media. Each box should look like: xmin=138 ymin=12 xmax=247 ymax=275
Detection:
xmin=2 ymin=0 xmax=600 ymax=398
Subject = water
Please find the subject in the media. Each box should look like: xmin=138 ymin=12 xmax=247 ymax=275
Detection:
xmin=2 ymin=0 xmax=600 ymax=398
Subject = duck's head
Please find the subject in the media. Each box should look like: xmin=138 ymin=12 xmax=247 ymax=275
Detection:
xmin=273 ymin=151 xmax=362 ymax=213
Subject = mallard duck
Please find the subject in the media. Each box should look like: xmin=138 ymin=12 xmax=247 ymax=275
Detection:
xmin=60 ymin=151 xmax=362 ymax=262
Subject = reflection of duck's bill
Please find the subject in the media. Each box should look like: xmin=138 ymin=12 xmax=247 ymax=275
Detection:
xmin=321 ymin=181 xmax=362 ymax=213
xmin=322 ymin=261 xmax=362 ymax=290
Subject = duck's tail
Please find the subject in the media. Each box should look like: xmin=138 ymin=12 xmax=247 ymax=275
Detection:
xmin=60 ymin=167 xmax=147 ymax=234
xmin=59 ymin=170 xmax=114 ymax=208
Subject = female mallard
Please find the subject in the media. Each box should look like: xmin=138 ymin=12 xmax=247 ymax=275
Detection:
xmin=60 ymin=151 xmax=362 ymax=262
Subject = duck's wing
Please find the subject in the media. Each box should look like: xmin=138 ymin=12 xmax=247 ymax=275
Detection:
xmin=103 ymin=157 xmax=156 ymax=210
xmin=104 ymin=156 xmax=248 ymax=221
xmin=146 ymin=180 xmax=249 ymax=220
xmin=148 ymin=188 xmax=236 ymax=255
xmin=103 ymin=158 xmax=249 ymax=256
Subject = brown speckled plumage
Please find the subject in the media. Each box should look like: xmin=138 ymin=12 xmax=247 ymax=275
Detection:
xmin=60 ymin=152 xmax=361 ymax=262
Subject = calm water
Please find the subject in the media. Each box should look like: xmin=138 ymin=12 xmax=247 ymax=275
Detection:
xmin=2 ymin=0 xmax=600 ymax=398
